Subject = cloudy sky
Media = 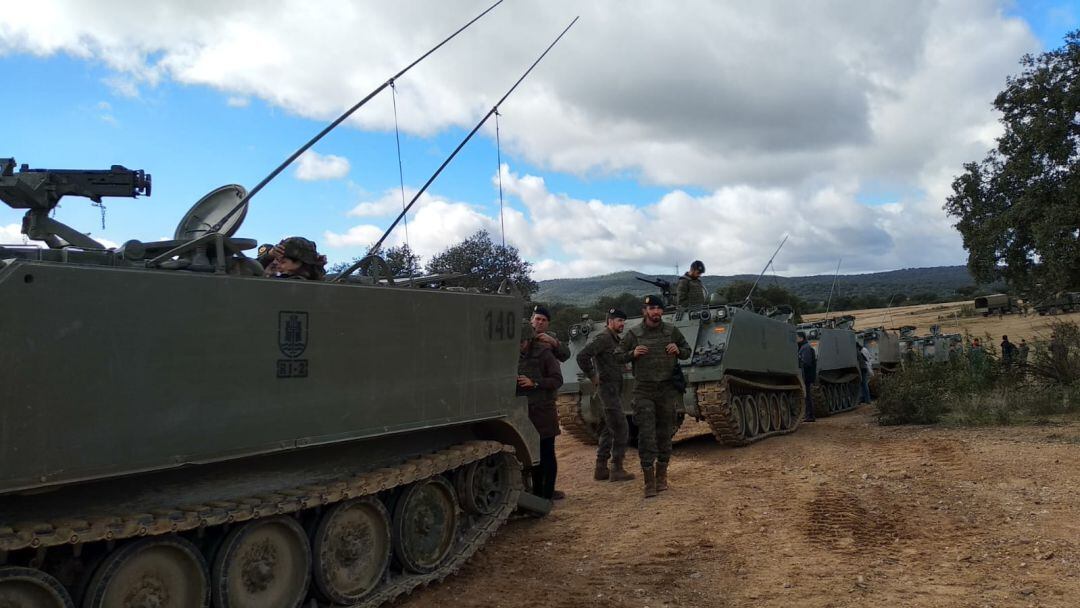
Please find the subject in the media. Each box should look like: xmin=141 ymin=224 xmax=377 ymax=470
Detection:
xmin=1 ymin=1 xmax=1076 ymax=279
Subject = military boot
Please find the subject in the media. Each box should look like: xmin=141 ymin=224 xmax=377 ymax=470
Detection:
xmin=642 ymin=467 xmax=658 ymax=498
xmin=594 ymin=458 xmax=610 ymax=481
xmin=656 ymin=462 xmax=669 ymax=491
xmin=608 ymin=456 xmax=635 ymax=482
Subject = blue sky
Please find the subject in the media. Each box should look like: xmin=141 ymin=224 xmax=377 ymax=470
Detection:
xmin=1 ymin=1 xmax=1076 ymax=278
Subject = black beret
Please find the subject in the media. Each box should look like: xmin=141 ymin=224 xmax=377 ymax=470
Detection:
xmin=531 ymin=305 xmax=551 ymax=320
xmin=607 ymin=308 xmax=627 ymax=320
xmin=691 ymin=260 xmax=705 ymax=272
xmin=797 ymin=331 xmax=807 ymax=340
xmin=643 ymin=295 xmax=663 ymax=307
xmin=256 ymin=243 xmax=275 ymax=265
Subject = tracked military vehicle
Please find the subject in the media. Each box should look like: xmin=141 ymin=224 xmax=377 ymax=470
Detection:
xmin=0 ymin=159 xmax=539 ymax=608
xmin=557 ymin=278 xmax=805 ymax=447
xmin=796 ymin=315 xmax=862 ymax=417
xmin=0 ymin=6 xmax=581 ymax=607
xmin=857 ymin=326 xmax=901 ymax=398
xmin=898 ymin=325 xmax=962 ymax=363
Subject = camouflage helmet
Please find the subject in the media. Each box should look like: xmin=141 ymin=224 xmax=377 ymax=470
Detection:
xmin=279 ymin=237 xmax=321 ymax=265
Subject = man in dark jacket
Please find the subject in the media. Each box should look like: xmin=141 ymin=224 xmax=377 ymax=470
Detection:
xmin=518 ymin=322 xmax=564 ymax=501
xmin=530 ymin=305 xmax=570 ymax=362
xmin=1001 ymin=335 xmax=1017 ymax=366
xmin=797 ymin=332 xmax=817 ymax=421
xmin=616 ymin=295 xmax=692 ymax=497
xmin=675 ymin=260 xmax=708 ymax=309
xmin=576 ymin=308 xmax=635 ymax=483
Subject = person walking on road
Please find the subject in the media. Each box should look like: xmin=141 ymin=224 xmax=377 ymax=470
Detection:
xmin=576 ymin=308 xmax=635 ymax=483
xmin=616 ymin=295 xmax=691 ymax=497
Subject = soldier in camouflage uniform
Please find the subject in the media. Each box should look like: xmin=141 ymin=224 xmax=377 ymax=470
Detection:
xmin=517 ymin=321 xmax=564 ymax=502
xmin=615 ymin=295 xmax=692 ymax=497
xmin=575 ymin=308 xmax=635 ymax=483
xmin=531 ymin=305 xmax=570 ymax=362
xmin=675 ymin=260 xmax=707 ymax=309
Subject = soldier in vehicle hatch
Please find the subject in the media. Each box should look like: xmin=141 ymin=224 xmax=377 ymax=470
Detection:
xmin=615 ymin=295 xmax=691 ymax=498
xmin=262 ymin=236 xmax=328 ymax=280
xmin=575 ymin=308 xmax=635 ymax=484
xmin=517 ymin=322 xmax=564 ymax=503
xmin=675 ymin=260 xmax=708 ymax=309
xmin=530 ymin=305 xmax=570 ymax=362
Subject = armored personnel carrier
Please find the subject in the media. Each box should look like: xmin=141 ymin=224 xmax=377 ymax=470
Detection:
xmin=0 ymin=158 xmax=541 ymax=608
xmin=796 ymin=316 xmax=862 ymax=417
xmin=0 ymin=7 xmax=582 ymax=605
xmin=857 ymin=326 xmax=901 ymax=398
xmin=557 ymin=279 xmax=805 ymax=447
xmin=898 ymin=325 xmax=962 ymax=363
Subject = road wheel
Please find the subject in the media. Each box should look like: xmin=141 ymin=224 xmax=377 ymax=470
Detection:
xmin=84 ymin=536 xmax=209 ymax=608
xmin=311 ymin=497 xmax=391 ymax=604
xmin=0 ymin=567 xmax=74 ymax=608
xmin=212 ymin=516 xmax=311 ymax=608
xmin=392 ymin=476 xmax=459 ymax=574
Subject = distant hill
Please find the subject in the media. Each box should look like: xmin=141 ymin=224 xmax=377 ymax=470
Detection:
xmin=535 ymin=266 xmax=997 ymax=307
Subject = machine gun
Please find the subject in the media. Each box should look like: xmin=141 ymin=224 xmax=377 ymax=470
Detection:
xmin=636 ymin=276 xmax=675 ymax=308
xmin=0 ymin=158 xmax=151 ymax=249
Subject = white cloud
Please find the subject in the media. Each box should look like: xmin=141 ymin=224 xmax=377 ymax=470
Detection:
xmin=0 ymin=1 xmax=1046 ymax=277
xmin=226 ymin=96 xmax=249 ymax=107
xmin=0 ymin=223 xmax=37 ymax=246
xmin=294 ymin=150 xmax=350 ymax=181
xmin=325 ymin=165 xmax=966 ymax=280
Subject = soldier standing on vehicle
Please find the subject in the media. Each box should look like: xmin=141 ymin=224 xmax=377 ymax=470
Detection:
xmin=517 ymin=322 xmax=564 ymax=502
xmin=576 ymin=308 xmax=635 ymax=483
xmin=675 ymin=260 xmax=708 ymax=309
xmin=531 ymin=305 xmax=570 ymax=362
xmin=797 ymin=332 xmax=817 ymax=421
xmin=615 ymin=295 xmax=691 ymax=497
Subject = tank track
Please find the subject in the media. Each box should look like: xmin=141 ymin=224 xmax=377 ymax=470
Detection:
xmin=696 ymin=378 xmax=804 ymax=447
xmin=556 ymin=392 xmax=601 ymax=444
xmin=811 ymin=378 xmax=862 ymax=418
xmin=0 ymin=440 xmax=517 ymax=608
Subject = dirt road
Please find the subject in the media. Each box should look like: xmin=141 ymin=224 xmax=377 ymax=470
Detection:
xmin=399 ymin=409 xmax=1080 ymax=608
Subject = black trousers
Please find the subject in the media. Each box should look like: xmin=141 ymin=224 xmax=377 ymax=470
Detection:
xmin=531 ymin=436 xmax=557 ymax=499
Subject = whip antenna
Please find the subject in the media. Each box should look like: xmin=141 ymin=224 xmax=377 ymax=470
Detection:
xmin=211 ymin=0 xmax=507 ymax=232
xmin=339 ymin=16 xmax=580 ymax=277
xmin=743 ymin=234 xmax=788 ymax=308
xmin=823 ymin=258 xmax=842 ymax=321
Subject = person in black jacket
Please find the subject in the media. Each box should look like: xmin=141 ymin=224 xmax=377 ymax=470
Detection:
xmin=797 ymin=332 xmax=817 ymax=422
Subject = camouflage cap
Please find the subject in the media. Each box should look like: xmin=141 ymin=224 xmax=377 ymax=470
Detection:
xmin=643 ymin=294 xmax=663 ymax=307
xmin=279 ymin=237 xmax=321 ymax=265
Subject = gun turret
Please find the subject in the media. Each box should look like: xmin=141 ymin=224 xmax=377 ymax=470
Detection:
xmin=635 ymin=276 xmax=675 ymax=308
xmin=0 ymin=158 xmax=151 ymax=249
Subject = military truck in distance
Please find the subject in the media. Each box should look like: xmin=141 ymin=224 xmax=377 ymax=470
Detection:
xmin=974 ymin=293 xmax=1020 ymax=316
xmin=557 ymin=282 xmax=805 ymax=448
xmin=1034 ymin=291 xmax=1080 ymax=315
xmin=795 ymin=316 xmax=862 ymax=417
xmin=857 ymin=326 xmax=900 ymax=398
xmin=0 ymin=159 xmax=540 ymax=608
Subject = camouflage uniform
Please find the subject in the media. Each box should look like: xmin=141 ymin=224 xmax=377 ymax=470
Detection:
xmin=616 ymin=321 xmax=691 ymax=470
xmin=576 ymin=327 xmax=629 ymax=461
xmin=544 ymin=331 xmax=571 ymax=363
xmin=675 ymin=273 xmax=707 ymax=309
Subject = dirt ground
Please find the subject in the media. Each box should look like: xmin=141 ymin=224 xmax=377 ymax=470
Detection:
xmin=803 ymin=301 xmax=1080 ymax=345
xmin=399 ymin=409 xmax=1080 ymax=608
xmin=396 ymin=308 xmax=1080 ymax=608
